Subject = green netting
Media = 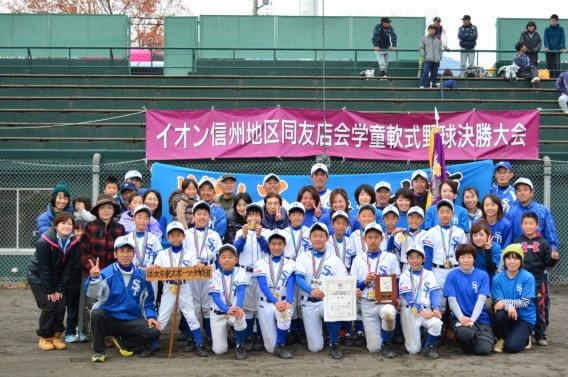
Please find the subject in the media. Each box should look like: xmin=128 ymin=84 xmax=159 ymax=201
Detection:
xmin=164 ymin=17 xmax=199 ymax=75
xmin=496 ymin=18 xmax=568 ymax=62
xmin=0 ymin=14 xmax=130 ymax=58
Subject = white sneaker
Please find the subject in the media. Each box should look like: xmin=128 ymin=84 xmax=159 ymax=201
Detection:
xmin=531 ymin=77 xmax=540 ymax=83
xmin=419 ymin=86 xmax=425 ymax=88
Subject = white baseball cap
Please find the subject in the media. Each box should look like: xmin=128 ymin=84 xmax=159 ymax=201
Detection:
xmin=406 ymin=243 xmax=426 ymax=257
xmin=133 ymin=204 xmax=152 ymax=217
xmin=197 ymin=177 xmax=216 ymax=190
xmin=513 ymin=177 xmax=534 ymax=191
xmin=268 ymin=228 xmax=287 ymax=242
xmin=382 ymin=205 xmax=399 ymax=218
xmin=193 ymin=200 xmax=211 ymax=213
xmin=309 ymin=222 xmax=329 ymax=236
xmin=332 ymin=210 xmax=350 ymax=222
xmin=407 ymin=206 xmax=425 ymax=218
xmin=411 ymin=170 xmax=428 ymax=181
xmin=310 ymin=163 xmax=329 ymax=175
xmin=263 ymin=173 xmax=280 ymax=184
xmin=124 ymin=170 xmax=142 ymax=180
xmin=364 ymin=222 xmax=384 ymax=236
xmin=166 ymin=221 xmax=185 ymax=235
xmin=374 ymin=181 xmax=391 ymax=191
xmin=436 ymin=198 xmax=454 ymax=211
xmin=219 ymin=244 xmax=238 ymax=256
xmin=114 ymin=235 xmax=135 ymax=250
xmin=358 ymin=204 xmax=377 ymax=216
xmin=288 ymin=202 xmax=306 ymax=213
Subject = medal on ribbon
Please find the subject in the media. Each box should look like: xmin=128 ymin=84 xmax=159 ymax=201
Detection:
xmin=312 ymin=252 xmax=325 ymax=291
xmin=366 ymin=251 xmax=382 ymax=301
xmin=222 ymin=270 xmax=235 ymax=307
xmin=168 ymin=247 xmax=184 ymax=295
xmin=194 ymin=228 xmax=208 ymax=261
xmin=269 ymin=255 xmax=284 ymax=301
xmin=134 ymin=231 xmax=148 ymax=267
xmin=410 ymin=268 xmax=424 ymax=316
xmin=440 ymin=226 xmax=454 ymax=269
xmin=290 ymin=226 xmax=303 ymax=258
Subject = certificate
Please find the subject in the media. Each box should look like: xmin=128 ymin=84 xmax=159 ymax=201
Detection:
xmin=323 ymin=276 xmax=357 ymax=322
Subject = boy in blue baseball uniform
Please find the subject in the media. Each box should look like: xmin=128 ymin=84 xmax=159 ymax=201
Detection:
xmin=85 ymin=236 xmax=161 ymax=361
xmin=490 ymin=161 xmax=517 ymax=213
xmin=253 ymin=229 xmax=296 ymax=358
xmin=209 ymin=244 xmax=249 ymax=360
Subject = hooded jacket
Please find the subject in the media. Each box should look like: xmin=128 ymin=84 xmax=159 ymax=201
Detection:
xmin=544 ymin=24 xmax=566 ymax=50
xmin=513 ymin=233 xmax=557 ymax=284
xmin=261 ymin=206 xmax=290 ymax=231
xmin=119 ymin=210 xmax=162 ymax=239
xmin=36 ymin=204 xmax=74 ymax=236
xmin=458 ymin=24 xmax=478 ymax=49
xmin=372 ymin=24 xmax=397 ymax=49
xmin=506 ymin=200 xmax=558 ymax=251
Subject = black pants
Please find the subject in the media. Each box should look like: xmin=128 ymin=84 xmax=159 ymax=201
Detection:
xmin=534 ymin=280 xmax=549 ymax=340
xmin=517 ymin=66 xmax=539 ymax=81
xmin=451 ymin=318 xmax=493 ymax=356
xmin=546 ymin=51 xmax=561 ymax=78
xmin=65 ymin=283 xmax=81 ymax=336
xmin=493 ymin=309 xmax=533 ymax=353
xmin=526 ymin=52 xmax=538 ymax=67
xmin=30 ymin=283 xmax=66 ymax=338
xmin=90 ymin=308 xmax=161 ymax=353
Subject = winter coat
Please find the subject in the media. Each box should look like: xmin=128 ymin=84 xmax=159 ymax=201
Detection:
xmin=79 ymin=218 xmax=125 ymax=278
xmin=544 ymin=24 xmax=566 ymax=50
xmin=261 ymin=206 xmax=290 ymax=231
xmin=372 ymin=25 xmax=397 ymax=49
xmin=419 ymin=34 xmax=443 ymax=62
xmin=119 ymin=210 xmax=162 ymax=239
xmin=168 ymin=190 xmax=195 ymax=230
xmin=519 ymin=30 xmax=542 ymax=53
xmin=27 ymin=228 xmax=80 ymax=294
xmin=513 ymin=52 xmax=534 ymax=71
xmin=458 ymin=24 xmax=478 ymax=49
xmin=74 ymin=209 xmax=97 ymax=222
xmin=556 ymin=71 xmax=568 ymax=94
xmin=506 ymin=200 xmax=558 ymax=251
xmin=36 ymin=204 xmax=74 ymax=236
xmin=513 ymin=233 xmax=557 ymax=284
xmin=224 ymin=207 xmax=246 ymax=244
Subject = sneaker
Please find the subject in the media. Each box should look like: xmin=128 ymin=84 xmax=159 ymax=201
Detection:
xmin=433 ymin=335 xmax=443 ymax=347
xmin=112 ymin=337 xmax=133 ymax=356
xmin=419 ymin=86 xmax=425 ymax=88
xmin=140 ymin=345 xmax=157 ymax=358
xmin=329 ymin=342 xmax=343 ymax=359
xmin=205 ymin=337 xmax=213 ymax=352
xmin=354 ymin=333 xmax=366 ymax=347
xmin=422 ymin=345 xmax=439 ymax=359
xmin=65 ymin=334 xmax=80 ymax=343
xmin=183 ymin=338 xmax=196 ymax=352
xmin=525 ymin=337 xmax=532 ymax=349
xmin=285 ymin=332 xmax=295 ymax=346
xmin=537 ymin=338 xmax=548 ymax=346
xmin=531 ymin=77 xmax=541 ymax=83
xmin=254 ymin=337 xmax=265 ymax=351
xmin=393 ymin=332 xmax=404 ymax=344
xmin=298 ymin=332 xmax=308 ymax=345
xmin=92 ymin=351 xmax=106 ymax=362
xmin=493 ymin=339 xmax=504 ymax=353
xmin=273 ymin=344 xmax=293 ymax=359
xmin=196 ymin=344 xmax=209 ymax=357
xmin=344 ymin=334 xmax=354 ymax=347
xmin=78 ymin=333 xmax=89 ymax=343
xmin=244 ymin=337 xmax=254 ymax=351
xmin=176 ymin=331 xmax=188 ymax=342
xmin=381 ymin=342 xmax=396 ymax=358
xmin=236 ymin=344 xmax=248 ymax=360
xmin=381 ymin=70 xmax=387 ymax=77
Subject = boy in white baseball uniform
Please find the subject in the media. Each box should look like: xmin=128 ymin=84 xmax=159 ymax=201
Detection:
xmin=233 ymin=203 xmax=271 ymax=350
xmin=209 ymin=244 xmax=249 ymax=360
xmin=351 ymin=222 xmax=401 ymax=358
xmin=146 ymin=221 xmax=208 ymax=357
xmin=399 ymin=243 xmax=442 ymax=359
xmin=253 ymin=229 xmax=296 ymax=358
xmin=381 ymin=205 xmax=402 ymax=254
xmin=350 ymin=204 xmax=377 ymax=256
xmin=295 ymin=223 xmax=348 ymax=359
xmin=390 ymin=206 xmax=427 ymax=271
xmin=423 ymin=199 xmax=468 ymax=346
xmin=183 ymin=201 xmax=223 ymax=351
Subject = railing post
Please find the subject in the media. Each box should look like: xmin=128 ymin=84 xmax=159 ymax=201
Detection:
xmin=92 ymin=153 xmax=101 ymax=203
xmin=543 ymin=156 xmax=552 ymax=209
xmin=16 ymin=188 xmax=20 ymax=250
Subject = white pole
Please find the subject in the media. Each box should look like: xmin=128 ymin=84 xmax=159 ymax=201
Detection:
xmin=543 ymin=156 xmax=551 ymax=209
xmin=92 ymin=153 xmax=101 ymax=203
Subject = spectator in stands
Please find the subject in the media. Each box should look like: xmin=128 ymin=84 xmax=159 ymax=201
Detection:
xmin=372 ymin=17 xmax=397 ymax=78
xmin=555 ymin=70 xmax=568 ymax=113
xmin=310 ymin=163 xmax=332 ymax=211
xmin=427 ymin=17 xmax=449 ymax=51
xmin=419 ymin=24 xmax=444 ymax=88
xmin=225 ymin=193 xmax=253 ymax=244
xmin=544 ymin=14 xmax=566 ymax=78
xmin=214 ymin=174 xmax=237 ymax=214
xmin=519 ymin=21 xmax=542 ymax=67
xmin=37 ymin=181 xmax=74 ymax=236
xmin=458 ymin=15 xmax=478 ymax=73
xmin=513 ymin=42 xmax=541 ymax=84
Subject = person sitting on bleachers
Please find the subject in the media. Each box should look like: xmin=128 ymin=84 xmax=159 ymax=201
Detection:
xmin=555 ymin=70 xmax=568 ymax=113
xmin=513 ymin=42 xmax=540 ymax=84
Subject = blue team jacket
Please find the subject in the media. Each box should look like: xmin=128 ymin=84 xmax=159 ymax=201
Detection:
xmin=209 ymin=203 xmax=228 ymax=238
xmin=506 ymin=200 xmax=558 ymax=250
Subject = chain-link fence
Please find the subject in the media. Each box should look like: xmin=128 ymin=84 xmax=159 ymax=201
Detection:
xmin=1 ymin=156 xmax=566 ymax=285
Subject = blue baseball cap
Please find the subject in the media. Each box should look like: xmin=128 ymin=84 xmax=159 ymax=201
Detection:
xmin=120 ymin=181 xmax=136 ymax=193
xmin=494 ymin=161 xmax=513 ymax=171
xmin=358 ymin=204 xmax=377 ymax=216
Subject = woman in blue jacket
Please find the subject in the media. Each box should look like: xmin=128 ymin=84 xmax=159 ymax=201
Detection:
xmin=424 ymin=179 xmax=470 ymax=233
xmin=36 ymin=181 xmax=74 ymax=236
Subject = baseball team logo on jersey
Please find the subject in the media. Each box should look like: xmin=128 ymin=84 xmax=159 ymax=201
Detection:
xmin=131 ymin=279 xmax=141 ymax=296
xmin=493 ymin=232 xmax=503 ymax=245
xmin=207 ymin=238 xmax=216 ymax=252
xmin=472 ymin=281 xmax=478 ymax=293
xmin=517 ymin=284 xmax=523 ymax=295
xmin=450 ymin=236 xmax=460 ymax=249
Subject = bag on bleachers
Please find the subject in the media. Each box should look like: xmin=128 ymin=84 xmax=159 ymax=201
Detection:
xmin=498 ymin=65 xmax=518 ymax=82
xmin=464 ymin=66 xmax=485 ymax=78
xmin=538 ymin=69 xmax=550 ymax=79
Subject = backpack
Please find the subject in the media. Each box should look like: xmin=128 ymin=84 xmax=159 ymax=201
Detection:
xmin=498 ymin=65 xmax=518 ymax=82
xmin=463 ymin=66 xmax=485 ymax=78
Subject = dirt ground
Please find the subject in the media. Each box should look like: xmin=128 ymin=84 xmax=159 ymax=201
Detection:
xmin=1 ymin=286 xmax=568 ymax=377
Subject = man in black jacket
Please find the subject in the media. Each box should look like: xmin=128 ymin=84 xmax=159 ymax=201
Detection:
xmin=372 ymin=17 xmax=398 ymax=78
xmin=458 ymin=15 xmax=478 ymax=74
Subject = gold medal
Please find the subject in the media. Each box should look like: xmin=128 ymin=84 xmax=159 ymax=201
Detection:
xmin=368 ymin=288 xmax=376 ymax=300
xmin=273 ymin=290 xmax=280 ymax=299
xmin=249 ymin=220 xmax=256 ymax=230
xmin=444 ymin=260 xmax=452 ymax=269
xmin=398 ymin=234 xmax=407 ymax=243
xmin=225 ymin=314 xmax=229 ymax=319
xmin=313 ymin=286 xmax=320 ymax=291
xmin=411 ymin=307 xmax=418 ymax=316
xmin=169 ymin=284 xmax=178 ymax=294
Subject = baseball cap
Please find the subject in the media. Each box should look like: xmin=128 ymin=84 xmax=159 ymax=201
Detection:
xmin=124 ymin=170 xmax=142 ymax=180
xmin=120 ymin=181 xmax=136 ymax=193
xmin=263 ymin=173 xmax=280 ymax=184
xmin=502 ymin=244 xmax=524 ymax=262
xmin=132 ymin=204 xmax=152 ymax=217
xmin=114 ymin=235 xmax=135 ymax=250
xmin=382 ymin=205 xmax=399 ymax=218
xmin=193 ymin=200 xmax=211 ymax=213
xmin=407 ymin=206 xmax=425 ymax=218
xmin=218 ymin=244 xmax=238 ymax=256
xmin=364 ymin=222 xmax=384 ymax=236
xmin=310 ymin=163 xmax=329 ymax=175
xmin=332 ymin=210 xmax=350 ymax=222
xmin=494 ymin=161 xmax=513 ymax=171
xmin=411 ymin=170 xmax=428 ymax=181
xmin=512 ymin=178 xmax=534 ymax=191
xmin=433 ymin=16 xmax=441 ymax=22
xmin=436 ymin=199 xmax=454 ymax=211
xmin=268 ymin=228 xmax=287 ymax=242
xmin=166 ymin=221 xmax=185 ymax=235
xmin=245 ymin=203 xmax=264 ymax=214
xmin=381 ymin=17 xmax=392 ymax=23
xmin=406 ymin=243 xmax=426 ymax=257
xmin=197 ymin=177 xmax=215 ymax=190
xmin=461 ymin=15 xmax=471 ymax=20
xmin=218 ymin=173 xmax=236 ymax=183
xmin=309 ymin=222 xmax=329 ymax=236
xmin=358 ymin=204 xmax=377 ymax=216
xmin=374 ymin=181 xmax=391 ymax=192
xmin=288 ymin=202 xmax=306 ymax=214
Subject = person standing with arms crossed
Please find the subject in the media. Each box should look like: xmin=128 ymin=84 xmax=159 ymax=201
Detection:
xmin=372 ymin=17 xmax=397 ymax=78
xmin=458 ymin=15 xmax=478 ymax=75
